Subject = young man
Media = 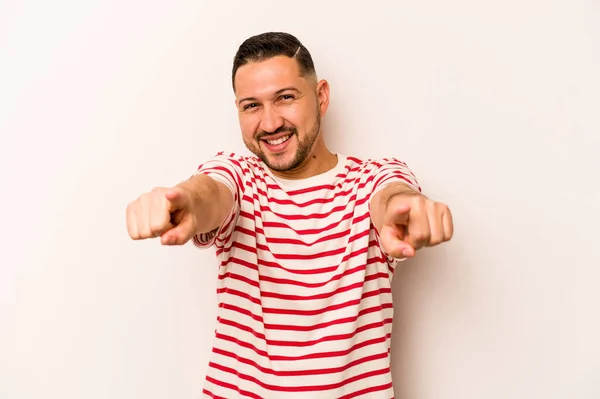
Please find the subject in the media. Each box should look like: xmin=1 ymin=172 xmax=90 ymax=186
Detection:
xmin=126 ymin=32 xmax=453 ymax=398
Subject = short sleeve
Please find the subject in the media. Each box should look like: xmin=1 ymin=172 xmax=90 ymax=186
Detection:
xmin=191 ymin=152 xmax=247 ymax=250
xmin=371 ymin=158 xmax=421 ymax=197
xmin=368 ymin=158 xmax=422 ymax=265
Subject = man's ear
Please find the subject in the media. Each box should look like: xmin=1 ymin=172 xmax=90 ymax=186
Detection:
xmin=316 ymin=79 xmax=330 ymax=116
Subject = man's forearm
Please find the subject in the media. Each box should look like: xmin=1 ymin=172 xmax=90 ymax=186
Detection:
xmin=379 ymin=182 xmax=422 ymax=206
xmin=176 ymin=174 xmax=233 ymax=234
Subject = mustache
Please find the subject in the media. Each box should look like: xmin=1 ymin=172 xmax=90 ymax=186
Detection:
xmin=258 ymin=126 xmax=297 ymax=140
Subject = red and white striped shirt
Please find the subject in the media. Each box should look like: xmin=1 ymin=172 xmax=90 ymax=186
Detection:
xmin=193 ymin=152 xmax=420 ymax=399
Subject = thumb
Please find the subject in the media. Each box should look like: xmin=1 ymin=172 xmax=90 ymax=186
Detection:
xmin=160 ymin=214 xmax=195 ymax=246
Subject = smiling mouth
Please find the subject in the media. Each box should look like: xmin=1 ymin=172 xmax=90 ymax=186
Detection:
xmin=263 ymin=134 xmax=292 ymax=146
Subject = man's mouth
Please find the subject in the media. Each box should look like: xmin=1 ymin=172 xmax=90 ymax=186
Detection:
xmin=263 ymin=134 xmax=292 ymax=146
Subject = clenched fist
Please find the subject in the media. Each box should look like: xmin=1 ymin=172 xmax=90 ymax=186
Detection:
xmin=126 ymin=187 xmax=198 ymax=246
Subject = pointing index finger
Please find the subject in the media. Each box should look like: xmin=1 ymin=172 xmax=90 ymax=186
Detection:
xmin=385 ymin=203 xmax=410 ymax=226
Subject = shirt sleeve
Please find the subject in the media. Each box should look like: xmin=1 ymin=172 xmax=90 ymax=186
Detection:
xmin=191 ymin=152 xmax=247 ymax=250
xmin=371 ymin=157 xmax=421 ymax=197
xmin=368 ymin=158 xmax=422 ymax=265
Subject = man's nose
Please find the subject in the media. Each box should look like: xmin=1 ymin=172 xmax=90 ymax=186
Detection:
xmin=259 ymin=105 xmax=284 ymax=134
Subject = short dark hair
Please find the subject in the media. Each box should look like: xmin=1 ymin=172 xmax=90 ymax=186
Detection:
xmin=232 ymin=32 xmax=316 ymax=90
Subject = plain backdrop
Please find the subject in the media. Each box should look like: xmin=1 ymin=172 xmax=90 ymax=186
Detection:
xmin=1 ymin=0 xmax=599 ymax=398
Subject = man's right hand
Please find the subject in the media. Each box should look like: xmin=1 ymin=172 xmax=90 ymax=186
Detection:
xmin=126 ymin=187 xmax=198 ymax=246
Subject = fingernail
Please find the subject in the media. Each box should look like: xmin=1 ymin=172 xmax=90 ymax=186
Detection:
xmin=402 ymin=249 xmax=412 ymax=257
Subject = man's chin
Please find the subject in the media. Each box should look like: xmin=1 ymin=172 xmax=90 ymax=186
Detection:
xmin=260 ymin=145 xmax=296 ymax=169
xmin=262 ymin=155 xmax=297 ymax=172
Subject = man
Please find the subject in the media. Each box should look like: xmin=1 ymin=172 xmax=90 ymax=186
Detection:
xmin=126 ymin=32 xmax=453 ymax=398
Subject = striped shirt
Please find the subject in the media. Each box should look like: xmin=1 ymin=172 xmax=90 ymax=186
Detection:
xmin=193 ymin=152 xmax=421 ymax=398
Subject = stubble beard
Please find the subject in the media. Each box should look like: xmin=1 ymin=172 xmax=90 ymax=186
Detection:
xmin=245 ymin=111 xmax=321 ymax=172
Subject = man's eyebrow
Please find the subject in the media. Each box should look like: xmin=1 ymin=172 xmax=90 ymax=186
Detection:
xmin=274 ymin=87 xmax=300 ymax=95
xmin=238 ymin=96 xmax=257 ymax=104
xmin=238 ymin=87 xmax=301 ymax=104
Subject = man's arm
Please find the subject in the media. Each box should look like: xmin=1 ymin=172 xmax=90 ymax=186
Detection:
xmin=176 ymin=174 xmax=234 ymax=236
xmin=370 ymin=182 xmax=453 ymax=258
xmin=126 ymin=174 xmax=234 ymax=246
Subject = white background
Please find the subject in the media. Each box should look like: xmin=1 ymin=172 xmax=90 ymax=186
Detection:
xmin=1 ymin=0 xmax=599 ymax=398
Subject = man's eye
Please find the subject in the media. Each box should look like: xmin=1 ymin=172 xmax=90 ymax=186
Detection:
xmin=280 ymin=94 xmax=294 ymax=100
xmin=244 ymin=103 xmax=259 ymax=110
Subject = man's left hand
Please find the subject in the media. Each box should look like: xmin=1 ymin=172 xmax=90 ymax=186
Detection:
xmin=379 ymin=193 xmax=454 ymax=259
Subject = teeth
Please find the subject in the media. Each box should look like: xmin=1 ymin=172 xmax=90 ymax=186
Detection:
xmin=266 ymin=134 xmax=291 ymax=146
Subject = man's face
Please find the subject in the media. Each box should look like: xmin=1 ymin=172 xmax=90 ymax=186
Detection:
xmin=234 ymin=56 xmax=326 ymax=172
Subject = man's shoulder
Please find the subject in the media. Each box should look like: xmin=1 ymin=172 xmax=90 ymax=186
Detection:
xmin=201 ymin=151 xmax=264 ymax=170
xmin=207 ymin=151 xmax=278 ymax=183
xmin=345 ymin=154 xmax=406 ymax=172
xmin=210 ymin=151 xmax=260 ymax=163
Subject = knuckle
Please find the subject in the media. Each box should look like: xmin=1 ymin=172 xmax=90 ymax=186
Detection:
xmin=126 ymin=201 xmax=139 ymax=215
xmin=413 ymin=195 xmax=426 ymax=206
xmin=150 ymin=186 xmax=167 ymax=198
xmin=436 ymin=202 xmax=449 ymax=212
xmin=414 ymin=231 xmax=429 ymax=242
xmin=149 ymin=221 xmax=165 ymax=235
xmin=414 ymin=231 xmax=425 ymax=241
xmin=410 ymin=234 xmax=428 ymax=248
xmin=429 ymin=236 xmax=442 ymax=246
xmin=137 ymin=195 xmax=150 ymax=209
xmin=141 ymin=227 xmax=154 ymax=238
